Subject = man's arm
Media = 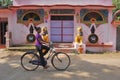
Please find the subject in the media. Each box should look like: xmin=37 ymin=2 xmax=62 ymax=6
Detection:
xmin=38 ymin=37 xmax=49 ymax=44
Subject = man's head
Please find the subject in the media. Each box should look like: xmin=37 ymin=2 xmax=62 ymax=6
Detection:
xmin=36 ymin=27 xmax=41 ymax=33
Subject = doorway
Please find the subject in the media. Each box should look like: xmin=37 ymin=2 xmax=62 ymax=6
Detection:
xmin=0 ymin=18 xmax=8 ymax=45
xmin=116 ymin=25 xmax=120 ymax=50
xmin=50 ymin=16 xmax=74 ymax=42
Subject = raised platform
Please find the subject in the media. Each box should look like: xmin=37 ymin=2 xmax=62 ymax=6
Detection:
xmin=7 ymin=42 xmax=114 ymax=53
xmin=7 ymin=43 xmax=76 ymax=53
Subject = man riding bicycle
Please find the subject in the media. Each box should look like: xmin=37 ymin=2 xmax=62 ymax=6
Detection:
xmin=35 ymin=27 xmax=50 ymax=69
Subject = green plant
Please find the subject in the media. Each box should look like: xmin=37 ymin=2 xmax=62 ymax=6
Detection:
xmin=0 ymin=0 xmax=12 ymax=7
xmin=112 ymin=0 xmax=120 ymax=13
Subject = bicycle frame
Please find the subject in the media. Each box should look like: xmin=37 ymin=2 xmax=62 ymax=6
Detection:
xmin=35 ymin=42 xmax=56 ymax=60
xmin=45 ymin=43 xmax=56 ymax=60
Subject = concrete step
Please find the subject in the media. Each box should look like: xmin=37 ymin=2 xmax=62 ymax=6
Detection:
xmin=54 ymin=43 xmax=74 ymax=48
xmin=55 ymin=48 xmax=76 ymax=53
xmin=7 ymin=43 xmax=76 ymax=53
xmin=7 ymin=45 xmax=36 ymax=51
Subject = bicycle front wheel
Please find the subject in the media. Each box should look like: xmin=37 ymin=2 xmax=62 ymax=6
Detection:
xmin=21 ymin=52 xmax=39 ymax=71
xmin=51 ymin=52 xmax=71 ymax=71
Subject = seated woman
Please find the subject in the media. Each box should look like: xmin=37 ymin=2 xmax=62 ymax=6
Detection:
xmin=74 ymin=27 xmax=86 ymax=53
xmin=75 ymin=27 xmax=83 ymax=44
xmin=42 ymin=26 xmax=49 ymax=42
xmin=42 ymin=26 xmax=49 ymax=54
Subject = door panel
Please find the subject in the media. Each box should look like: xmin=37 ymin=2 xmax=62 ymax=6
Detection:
xmin=62 ymin=21 xmax=74 ymax=42
xmin=51 ymin=28 xmax=61 ymax=34
xmin=63 ymin=21 xmax=74 ymax=27
xmin=51 ymin=21 xmax=61 ymax=27
xmin=63 ymin=36 xmax=73 ymax=42
xmin=51 ymin=35 xmax=61 ymax=42
xmin=51 ymin=21 xmax=62 ymax=42
xmin=63 ymin=28 xmax=73 ymax=34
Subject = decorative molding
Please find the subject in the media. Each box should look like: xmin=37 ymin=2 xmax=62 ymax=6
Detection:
xmin=80 ymin=9 xmax=108 ymax=26
xmin=17 ymin=9 xmax=44 ymax=26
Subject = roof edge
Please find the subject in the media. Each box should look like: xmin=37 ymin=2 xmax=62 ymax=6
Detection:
xmin=9 ymin=4 xmax=115 ymax=9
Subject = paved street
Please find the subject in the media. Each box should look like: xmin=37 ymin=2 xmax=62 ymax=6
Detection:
xmin=0 ymin=49 xmax=120 ymax=80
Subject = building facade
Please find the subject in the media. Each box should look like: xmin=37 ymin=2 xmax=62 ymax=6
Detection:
xmin=0 ymin=0 xmax=116 ymax=52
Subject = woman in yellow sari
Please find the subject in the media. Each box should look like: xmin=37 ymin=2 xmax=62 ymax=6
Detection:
xmin=42 ymin=27 xmax=49 ymax=42
xmin=42 ymin=27 xmax=49 ymax=54
xmin=74 ymin=27 xmax=85 ymax=53
xmin=75 ymin=27 xmax=83 ymax=44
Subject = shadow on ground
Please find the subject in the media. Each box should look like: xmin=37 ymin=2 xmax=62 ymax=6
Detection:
xmin=0 ymin=50 xmax=120 ymax=80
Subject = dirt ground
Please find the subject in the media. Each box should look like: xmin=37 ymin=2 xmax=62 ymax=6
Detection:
xmin=0 ymin=49 xmax=120 ymax=80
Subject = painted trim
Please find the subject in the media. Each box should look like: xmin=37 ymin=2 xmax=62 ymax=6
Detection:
xmin=86 ymin=44 xmax=113 ymax=47
xmin=0 ymin=9 xmax=10 ymax=12
xmin=9 ymin=4 xmax=115 ymax=9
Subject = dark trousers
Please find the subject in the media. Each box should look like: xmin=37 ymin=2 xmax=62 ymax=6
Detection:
xmin=36 ymin=45 xmax=50 ymax=67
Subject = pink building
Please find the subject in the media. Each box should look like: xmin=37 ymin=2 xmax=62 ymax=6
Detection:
xmin=0 ymin=0 xmax=116 ymax=52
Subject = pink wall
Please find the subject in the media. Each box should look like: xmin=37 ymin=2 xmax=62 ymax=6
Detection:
xmin=7 ymin=6 xmax=116 ymax=52
xmin=13 ymin=0 xmax=112 ymax=6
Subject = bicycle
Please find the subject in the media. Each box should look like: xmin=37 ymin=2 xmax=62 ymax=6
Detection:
xmin=21 ymin=42 xmax=71 ymax=71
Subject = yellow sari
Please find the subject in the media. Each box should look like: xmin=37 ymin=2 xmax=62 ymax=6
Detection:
xmin=75 ymin=35 xmax=83 ymax=44
xmin=42 ymin=35 xmax=49 ymax=42
xmin=42 ymin=34 xmax=49 ymax=53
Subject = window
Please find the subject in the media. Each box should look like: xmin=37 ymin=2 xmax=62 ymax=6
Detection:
xmin=50 ymin=9 xmax=75 ymax=14
xmin=51 ymin=16 xmax=74 ymax=20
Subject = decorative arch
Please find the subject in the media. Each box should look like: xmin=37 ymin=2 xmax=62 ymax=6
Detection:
xmin=22 ymin=11 xmax=40 ymax=21
xmin=17 ymin=9 xmax=44 ymax=26
xmin=80 ymin=9 xmax=108 ymax=26
xmin=83 ymin=11 xmax=104 ymax=21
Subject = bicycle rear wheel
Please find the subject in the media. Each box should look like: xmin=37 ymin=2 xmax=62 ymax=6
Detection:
xmin=51 ymin=52 xmax=71 ymax=71
xmin=21 ymin=52 xmax=39 ymax=71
